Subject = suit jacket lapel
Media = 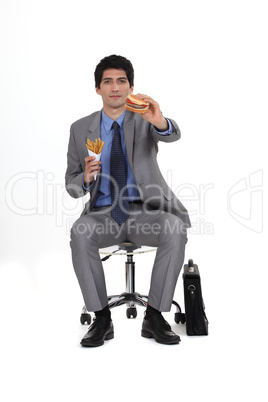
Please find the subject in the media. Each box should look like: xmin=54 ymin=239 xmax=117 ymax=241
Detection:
xmin=87 ymin=111 xmax=102 ymax=142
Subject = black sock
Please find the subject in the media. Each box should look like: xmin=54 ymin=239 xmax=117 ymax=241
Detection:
xmin=145 ymin=304 xmax=161 ymax=319
xmin=94 ymin=305 xmax=111 ymax=321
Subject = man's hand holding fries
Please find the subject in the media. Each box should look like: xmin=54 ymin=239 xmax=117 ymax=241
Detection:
xmin=84 ymin=156 xmax=101 ymax=186
xmin=84 ymin=138 xmax=105 ymax=186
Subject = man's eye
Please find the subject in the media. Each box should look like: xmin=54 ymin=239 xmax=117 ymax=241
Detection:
xmin=104 ymin=80 xmax=111 ymax=84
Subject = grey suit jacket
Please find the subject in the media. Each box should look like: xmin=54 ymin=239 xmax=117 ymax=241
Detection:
xmin=65 ymin=110 xmax=191 ymax=227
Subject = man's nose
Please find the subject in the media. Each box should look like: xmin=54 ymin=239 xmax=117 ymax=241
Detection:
xmin=111 ymin=82 xmax=119 ymax=91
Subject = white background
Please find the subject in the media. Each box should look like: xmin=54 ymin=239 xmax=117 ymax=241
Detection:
xmin=0 ymin=0 xmax=267 ymax=400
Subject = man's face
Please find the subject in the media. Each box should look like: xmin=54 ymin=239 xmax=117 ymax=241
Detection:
xmin=96 ymin=68 xmax=133 ymax=110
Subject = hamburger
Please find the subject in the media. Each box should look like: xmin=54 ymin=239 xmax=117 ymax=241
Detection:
xmin=125 ymin=94 xmax=149 ymax=114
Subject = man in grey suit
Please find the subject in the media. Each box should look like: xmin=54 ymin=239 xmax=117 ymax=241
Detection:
xmin=65 ymin=55 xmax=191 ymax=347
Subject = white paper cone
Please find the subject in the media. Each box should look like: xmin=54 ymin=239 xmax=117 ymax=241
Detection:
xmin=87 ymin=149 xmax=101 ymax=180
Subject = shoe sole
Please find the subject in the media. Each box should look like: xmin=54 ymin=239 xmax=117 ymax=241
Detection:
xmin=141 ymin=330 xmax=180 ymax=345
xmin=81 ymin=331 xmax=114 ymax=347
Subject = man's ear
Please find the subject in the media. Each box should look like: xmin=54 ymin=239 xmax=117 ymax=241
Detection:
xmin=129 ymin=86 xmax=134 ymax=94
xmin=96 ymin=87 xmax=101 ymax=95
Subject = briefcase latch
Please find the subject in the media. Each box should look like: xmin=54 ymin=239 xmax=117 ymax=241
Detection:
xmin=188 ymin=266 xmax=195 ymax=273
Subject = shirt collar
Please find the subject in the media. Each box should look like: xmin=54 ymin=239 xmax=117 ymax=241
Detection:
xmin=101 ymin=109 xmax=126 ymax=133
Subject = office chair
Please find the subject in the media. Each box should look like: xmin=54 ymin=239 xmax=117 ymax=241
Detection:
xmin=80 ymin=242 xmax=185 ymax=326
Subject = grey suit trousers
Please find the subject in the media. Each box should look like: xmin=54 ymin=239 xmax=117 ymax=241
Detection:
xmin=70 ymin=203 xmax=188 ymax=312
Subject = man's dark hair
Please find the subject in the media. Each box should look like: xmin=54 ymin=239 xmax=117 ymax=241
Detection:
xmin=94 ymin=55 xmax=134 ymax=89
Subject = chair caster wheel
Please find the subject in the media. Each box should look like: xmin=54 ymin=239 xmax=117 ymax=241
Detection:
xmin=126 ymin=307 xmax=137 ymax=318
xmin=80 ymin=313 xmax=91 ymax=325
xmin=175 ymin=312 xmax=186 ymax=324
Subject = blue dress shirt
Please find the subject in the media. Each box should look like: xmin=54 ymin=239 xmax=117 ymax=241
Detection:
xmin=83 ymin=109 xmax=172 ymax=207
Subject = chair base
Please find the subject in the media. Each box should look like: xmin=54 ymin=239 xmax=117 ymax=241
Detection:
xmin=79 ymin=242 xmax=186 ymax=326
xmin=80 ymin=293 xmax=184 ymax=324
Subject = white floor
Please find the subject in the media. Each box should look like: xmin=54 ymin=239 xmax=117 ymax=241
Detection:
xmin=0 ymin=245 xmax=266 ymax=402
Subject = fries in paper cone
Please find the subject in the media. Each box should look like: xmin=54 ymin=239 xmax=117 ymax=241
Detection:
xmin=86 ymin=138 xmax=105 ymax=180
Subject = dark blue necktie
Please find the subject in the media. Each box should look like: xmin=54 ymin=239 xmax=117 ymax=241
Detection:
xmin=110 ymin=121 xmax=129 ymax=225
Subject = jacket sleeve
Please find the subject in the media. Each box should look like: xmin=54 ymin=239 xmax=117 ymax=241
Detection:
xmin=65 ymin=125 xmax=89 ymax=199
xmin=150 ymin=118 xmax=181 ymax=143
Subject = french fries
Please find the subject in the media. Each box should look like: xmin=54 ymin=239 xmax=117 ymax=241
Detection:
xmin=86 ymin=138 xmax=105 ymax=154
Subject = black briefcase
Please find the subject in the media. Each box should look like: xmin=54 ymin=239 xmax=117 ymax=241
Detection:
xmin=183 ymin=259 xmax=208 ymax=336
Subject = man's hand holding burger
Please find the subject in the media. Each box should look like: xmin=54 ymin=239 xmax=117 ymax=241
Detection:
xmin=126 ymin=93 xmax=168 ymax=131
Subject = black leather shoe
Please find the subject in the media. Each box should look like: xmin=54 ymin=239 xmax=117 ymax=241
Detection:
xmin=80 ymin=316 xmax=114 ymax=347
xmin=141 ymin=313 xmax=180 ymax=345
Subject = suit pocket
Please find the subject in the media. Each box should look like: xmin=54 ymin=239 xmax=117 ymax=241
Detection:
xmin=161 ymin=186 xmax=175 ymax=201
